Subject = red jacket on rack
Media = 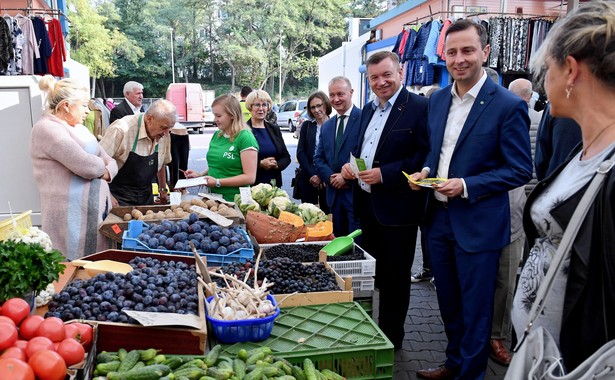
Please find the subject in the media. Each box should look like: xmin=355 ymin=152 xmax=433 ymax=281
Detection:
xmin=46 ymin=18 xmax=66 ymax=77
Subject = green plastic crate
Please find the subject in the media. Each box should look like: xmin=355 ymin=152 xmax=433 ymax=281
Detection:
xmin=214 ymin=302 xmax=394 ymax=380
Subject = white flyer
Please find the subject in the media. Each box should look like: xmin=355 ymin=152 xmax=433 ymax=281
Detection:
xmin=173 ymin=177 xmax=208 ymax=189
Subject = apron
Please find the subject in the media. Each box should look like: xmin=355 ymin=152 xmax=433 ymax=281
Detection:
xmin=109 ymin=115 xmax=158 ymax=205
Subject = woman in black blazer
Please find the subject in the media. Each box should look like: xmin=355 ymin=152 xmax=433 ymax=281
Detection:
xmin=295 ymin=91 xmax=331 ymax=212
xmin=246 ymin=90 xmax=291 ymax=186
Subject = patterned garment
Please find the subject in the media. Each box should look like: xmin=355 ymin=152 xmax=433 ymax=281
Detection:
xmin=9 ymin=18 xmax=24 ymax=75
xmin=488 ymin=18 xmax=503 ymax=68
xmin=0 ymin=18 xmax=13 ymax=73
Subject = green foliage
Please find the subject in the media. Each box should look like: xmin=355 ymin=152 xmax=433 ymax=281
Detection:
xmin=0 ymin=241 xmax=65 ymax=302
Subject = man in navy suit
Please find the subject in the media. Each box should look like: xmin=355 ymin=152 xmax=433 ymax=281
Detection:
xmin=314 ymin=76 xmax=361 ymax=237
xmin=410 ymin=20 xmax=532 ymax=379
xmin=110 ymin=81 xmax=145 ymax=124
xmin=341 ymin=51 xmax=429 ymax=349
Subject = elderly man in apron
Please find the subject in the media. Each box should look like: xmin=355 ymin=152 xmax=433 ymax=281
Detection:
xmin=101 ymin=99 xmax=176 ymax=206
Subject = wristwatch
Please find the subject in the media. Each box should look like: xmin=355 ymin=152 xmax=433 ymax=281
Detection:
xmin=215 ymin=179 xmax=221 ymax=188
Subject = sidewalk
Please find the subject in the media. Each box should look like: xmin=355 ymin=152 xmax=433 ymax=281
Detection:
xmin=392 ymin=238 xmax=510 ymax=380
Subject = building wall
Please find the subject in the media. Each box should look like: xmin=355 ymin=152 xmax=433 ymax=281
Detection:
xmin=2 ymin=0 xmax=51 ymax=16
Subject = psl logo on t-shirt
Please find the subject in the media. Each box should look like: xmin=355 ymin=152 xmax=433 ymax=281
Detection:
xmin=223 ymin=145 xmax=236 ymax=160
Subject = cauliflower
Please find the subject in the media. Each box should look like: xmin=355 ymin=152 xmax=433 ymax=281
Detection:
xmin=233 ymin=194 xmax=261 ymax=215
xmin=298 ymin=203 xmax=328 ymax=224
xmin=268 ymin=196 xmax=299 ymax=218
xmin=250 ymin=183 xmax=274 ymax=207
xmin=8 ymin=226 xmax=53 ymax=252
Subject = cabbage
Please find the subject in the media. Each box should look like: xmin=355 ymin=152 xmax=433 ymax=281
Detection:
xmin=298 ymin=203 xmax=328 ymax=224
xmin=268 ymin=196 xmax=299 ymax=218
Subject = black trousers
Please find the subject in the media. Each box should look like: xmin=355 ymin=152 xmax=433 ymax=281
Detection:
xmin=168 ymin=133 xmax=190 ymax=190
xmin=355 ymin=190 xmax=418 ymax=349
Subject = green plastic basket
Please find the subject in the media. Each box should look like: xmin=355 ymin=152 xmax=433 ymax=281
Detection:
xmin=215 ymin=302 xmax=393 ymax=380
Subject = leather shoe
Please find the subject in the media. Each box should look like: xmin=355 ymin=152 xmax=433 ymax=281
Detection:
xmin=417 ymin=365 xmax=456 ymax=380
xmin=490 ymin=339 xmax=512 ymax=366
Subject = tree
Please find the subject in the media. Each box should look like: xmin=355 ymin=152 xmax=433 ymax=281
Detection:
xmin=349 ymin=0 xmax=386 ymax=17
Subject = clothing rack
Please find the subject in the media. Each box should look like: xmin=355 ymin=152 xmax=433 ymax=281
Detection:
xmin=403 ymin=10 xmax=558 ymax=27
xmin=0 ymin=6 xmax=70 ymax=22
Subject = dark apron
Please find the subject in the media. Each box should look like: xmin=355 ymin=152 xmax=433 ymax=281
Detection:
xmin=109 ymin=115 xmax=158 ymax=206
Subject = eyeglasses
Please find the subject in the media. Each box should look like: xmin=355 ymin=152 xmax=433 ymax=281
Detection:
xmin=309 ymin=103 xmax=324 ymax=110
xmin=252 ymin=103 xmax=269 ymax=109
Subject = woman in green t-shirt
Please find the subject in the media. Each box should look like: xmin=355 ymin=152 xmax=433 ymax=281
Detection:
xmin=185 ymin=95 xmax=259 ymax=201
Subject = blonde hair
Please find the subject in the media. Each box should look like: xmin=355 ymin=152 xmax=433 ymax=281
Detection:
xmin=212 ymin=94 xmax=247 ymax=141
xmin=245 ymin=90 xmax=273 ymax=110
xmin=531 ymin=1 xmax=615 ymax=91
xmin=39 ymin=75 xmax=88 ymax=113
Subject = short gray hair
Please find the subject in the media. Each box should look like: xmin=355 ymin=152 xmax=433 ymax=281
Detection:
xmin=145 ymin=99 xmax=177 ymax=123
xmin=123 ymin=81 xmax=143 ymax=96
xmin=508 ymin=78 xmax=533 ymax=102
xmin=329 ymin=76 xmax=353 ymax=90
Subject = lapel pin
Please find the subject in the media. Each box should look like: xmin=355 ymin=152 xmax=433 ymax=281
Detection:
xmin=480 ymin=101 xmax=485 ymax=105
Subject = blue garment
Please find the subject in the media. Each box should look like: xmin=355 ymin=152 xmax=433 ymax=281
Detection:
xmin=424 ymin=20 xmax=442 ymax=65
xmin=405 ymin=22 xmax=432 ymax=86
xmin=251 ymin=127 xmax=278 ymax=186
xmin=32 ymin=17 xmax=51 ymax=75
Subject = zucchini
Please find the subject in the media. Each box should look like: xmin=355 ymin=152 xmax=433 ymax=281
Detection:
xmin=140 ymin=348 xmax=158 ymax=362
xmin=117 ymin=349 xmax=141 ymax=372
xmin=107 ymin=364 xmax=172 ymax=380
xmin=173 ymin=367 xmax=205 ymax=380
xmin=95 ymin=361 xmax=121 ymax=375
xmin=303 ymin=359 xmax=317 ymax=380
xmin=204 ymin=345 xmax=222 ymax=367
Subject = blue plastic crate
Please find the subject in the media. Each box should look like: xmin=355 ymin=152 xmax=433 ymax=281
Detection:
xmin=122 ymin=220 xmax=254 ymax=266
xmin=206 ymin=294 xmax=279 ymax=343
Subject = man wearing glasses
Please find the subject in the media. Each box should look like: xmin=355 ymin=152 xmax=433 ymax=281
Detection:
xmin=314 ymin=76 xmax=361 ymax=237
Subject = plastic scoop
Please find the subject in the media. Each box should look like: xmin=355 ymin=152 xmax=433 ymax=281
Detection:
xmin=321 ymin=229 xmax=362 ymax=256
xmin=71 ymin=259 xmax=133 ymax=276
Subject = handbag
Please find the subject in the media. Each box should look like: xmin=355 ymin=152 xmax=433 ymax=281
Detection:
xmin=505 ymin=152 xmax=615 ymax=380
xmin=291 ymin=167 xmax=302 ymax=199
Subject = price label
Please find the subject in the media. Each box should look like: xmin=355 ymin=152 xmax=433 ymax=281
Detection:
xmin=239 ymin=187 xmax=254 ymax=204
xmin=111 ymin=224 xmax=122 ymax=235
xmin=190 ymin=205 xmax=233 ymax=227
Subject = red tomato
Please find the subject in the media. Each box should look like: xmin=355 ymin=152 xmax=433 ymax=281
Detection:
xmin=0 ymin=357 xmax=35 ymax=380
xmin=0 ymin=299 xmax=30 ymax=326
xmin=28 ymin=350 xmax=66 ymax=380
xmin=13 ymin=340 xmax=28 ymax=351
xmin=73 ymin=323 xmax=93 ymax=349
xmin=0 ymin=322 xmax=18 ymax=351
xmin=35 ymin=317 xmax=65 ymax=343
xmin=24 ymin=337 xmax=54 ymax=359
xmin=0 ymin=347 xmax=27 ymax=362
xmin=63 ymin=324 xmax=79 ymax=341
xmin=0 ymin=316 xmax=16 ymax=327
xmin=17 ymin=315 xmax=44 ymax=341
xmin=55 ymin=338 xmax=85 ymax=366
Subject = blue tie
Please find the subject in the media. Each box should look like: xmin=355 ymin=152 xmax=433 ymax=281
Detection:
xmin=334 ymin=115 xmax=346 ymax=161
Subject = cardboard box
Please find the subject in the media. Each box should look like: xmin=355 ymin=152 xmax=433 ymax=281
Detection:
xmin=100 ymin=205 xmax=244 ymax=243
xmin=41 ymin=250 xmax=207 ymax=355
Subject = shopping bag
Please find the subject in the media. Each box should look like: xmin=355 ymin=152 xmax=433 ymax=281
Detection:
xmin=505 ymin=326 xmax=615 ymax=380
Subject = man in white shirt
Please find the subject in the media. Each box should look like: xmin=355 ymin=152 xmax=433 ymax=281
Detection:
xmin=411 ymin=20 xmax=532 ymax=379
xmin=110 ymin=81 xmax=145 ymax=124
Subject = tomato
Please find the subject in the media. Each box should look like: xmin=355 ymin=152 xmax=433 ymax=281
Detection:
xmin=13 ymin=340 xmax=28 ymax=351
xmin=0 ymin=347 xmax=27 ymax=362
xmin=0 ymin=316 xmax=16 ymax=327
xmin=56 ymin=338 xmax=84 ymax=366
xmin=0 ymin=322 xmax=18 ymax=351
xmin=0 ymin=357 xmax=35 ymax=380
xmin=35 ymin=317 xmax=65 ymax=343
xmin=73 ymin=323 xmax=93 ymax=349
xmin=28 ymin=350 xmax=66 ymax=380
xmin=24 ymin=337 xmax=54 ymax=359
xmin=17 ymin=315 xmax=43 ymax=341
xmin=63 ymin=324 xmax=79 ymax=341
xmin=0 ymin=299 xmax=30 ymax=326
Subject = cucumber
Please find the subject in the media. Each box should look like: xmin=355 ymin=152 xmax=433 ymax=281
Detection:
xmin=206 ymin=366 xmax=233 ymax=380
xmin=236 ymin=349 xmax=248 ymax=362
xmin=316 ymin=369 xmax=327 ymax=380
xmin=173 ymin=367 xmax=205 ymax=380
xmin=204 ymin=345 xmax=222 ymax=367
xmin=107 ymin=364 xmax=172 ymax=380
xmin=162 ymin=356 xmax=186 ymax=370
xmin=303 ymin=359 xmax=317 ymax=380
xmin=97 ymin=351 xmax=118 ymax=364
xmin=132 ymin=362 xmax=146 ymax=371
xmin=153 ymin=354 xmax=167 ymax=364
xmin=292 ymin=365 xmax=307 ymax=380
xmin=118 ymin=348 xmax=128 ymax=362
xmin=275 ymin=376 xmax=298 ymax=380
xmin=117 ymin=349 xmax=141 ymax=372
xmin=233 ymin=358 xmax=246 ymax=379
xmin=176 ymin=359 xmax=205 ymax=371
xmin=96 ymin=361 xmax=121 ymax=375
xmin=140 ymin=348 xmax=158 ymax=362
xmin=262 ymin=365 xmax=282 ymax=377
xmin=320 ymin=369 xmax=344 ymax=380
xmin=241 ymin=366 xmax=264 ymax=380
xmin=245 ymin=352 xmax=266 ymax=366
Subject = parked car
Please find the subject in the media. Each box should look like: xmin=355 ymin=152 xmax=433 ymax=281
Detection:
xmin=293 ymin=109 xmax=309 ymax=138
xmin=204 ymin=106 xmax=214 ymax=127
xmin=276 ymin=99 xmax=308 ymax=132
